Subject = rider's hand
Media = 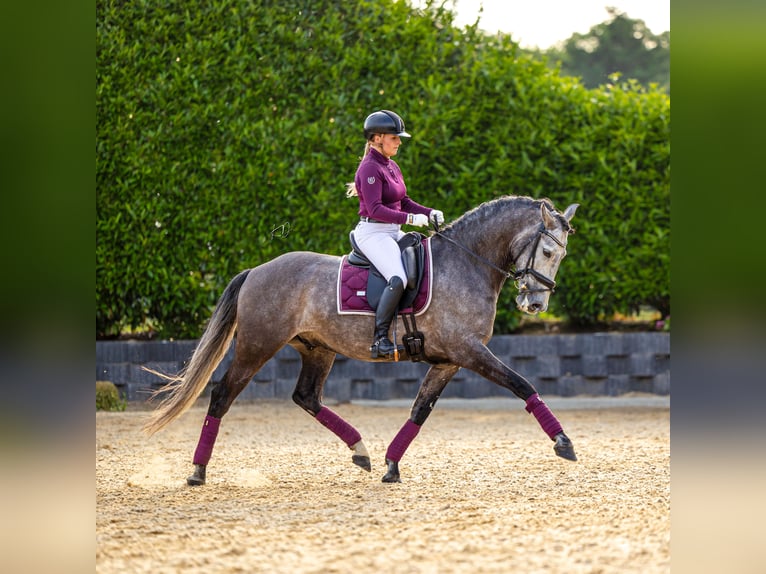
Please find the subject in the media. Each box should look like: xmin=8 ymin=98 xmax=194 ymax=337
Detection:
xmin=407 ymin=213 xmax=429 ymax=227
xmin=429 ymin=210 xmax=445 ymax=225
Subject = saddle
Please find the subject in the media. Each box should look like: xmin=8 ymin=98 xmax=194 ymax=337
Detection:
xmin=343 ymin=231 xmax=429 ymax=361
xmin=347 ymin=231 xmax=426 ymax=310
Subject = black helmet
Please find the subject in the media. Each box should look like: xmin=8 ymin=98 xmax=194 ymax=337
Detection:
xmin=363 ymin=110 xmax=411 ymax=140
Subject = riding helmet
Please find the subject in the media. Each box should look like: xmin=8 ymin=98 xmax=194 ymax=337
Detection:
xmin=363 ymin=110 xmax=411 ymax=140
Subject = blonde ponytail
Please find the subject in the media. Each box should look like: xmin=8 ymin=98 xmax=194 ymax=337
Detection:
xmin=345 ymin=141 xmax=373 ymax=198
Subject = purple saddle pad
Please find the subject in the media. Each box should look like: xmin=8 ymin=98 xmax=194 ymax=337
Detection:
xmin=336 ymin=237 xmax=433 ymax=316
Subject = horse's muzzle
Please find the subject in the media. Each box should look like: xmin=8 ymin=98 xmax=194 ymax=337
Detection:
xmin=516 ymin=294 xmax=548 ymax=315
xmin=527 ymin=302 xmax=544 ymax=314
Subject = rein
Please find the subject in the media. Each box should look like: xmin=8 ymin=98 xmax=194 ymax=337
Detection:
xmin=431 ymin=223 xmax=512 ymax=279
xmin=431 ymin=222 xmax=565 ymax=292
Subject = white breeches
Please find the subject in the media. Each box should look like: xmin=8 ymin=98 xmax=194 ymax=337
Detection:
xmin=353 ymin=221 xmax=407 ymax=285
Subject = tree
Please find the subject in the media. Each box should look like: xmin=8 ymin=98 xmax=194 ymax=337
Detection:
xmin=543 ymin=8 xmax=669 ymax=92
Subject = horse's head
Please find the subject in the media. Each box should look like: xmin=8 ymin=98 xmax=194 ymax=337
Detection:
xmin=514 ymin=202 xmax=578 ymax=315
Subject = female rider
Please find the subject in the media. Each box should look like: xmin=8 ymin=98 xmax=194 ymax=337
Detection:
xmin=346 ymin=110 xmax=444 ymax=358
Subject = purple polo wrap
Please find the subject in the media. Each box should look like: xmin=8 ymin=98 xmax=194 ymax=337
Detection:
xmin=315 ymin=407 xmax=362 ymax=448
xmin=525 ymin=393 xmax=563 ymax=440
xmin=385 ymin=420 xmax=421 ymax=462
xmin=193 ymin=415 xmax=221 ymax=465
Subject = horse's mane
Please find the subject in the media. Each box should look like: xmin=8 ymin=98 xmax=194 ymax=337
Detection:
xmin=445 ymin=195 xmax=572 ymax=233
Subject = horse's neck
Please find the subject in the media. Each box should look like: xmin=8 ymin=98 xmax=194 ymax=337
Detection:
xmin=447 ymin=206 xmax=534 ymax=267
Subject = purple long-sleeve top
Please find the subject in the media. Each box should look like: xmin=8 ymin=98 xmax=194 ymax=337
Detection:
xmin=355 ymin=148 xmax=432 ymax=224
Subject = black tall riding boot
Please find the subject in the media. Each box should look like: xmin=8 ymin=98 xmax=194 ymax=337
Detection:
xmin=370 ymin=276 xmax=405 ymax=359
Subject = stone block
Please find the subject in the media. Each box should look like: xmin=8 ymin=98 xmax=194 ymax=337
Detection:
xmin=629 ymin=377 xmax=655 ymax=394
xmin=629 ymin=354 xmax=656 ymax=377
xmin=560 ymin=356 xmax=582 ymax=376
xmin=250 ymin=360 xmax=276 ymax=384
xmin=392 ymin=362 xmax=430 ymax=381
xmin=276 ymin=356 xmax=300 ymax=379
xmin=487 ymin=337 xmax=513 ymax=355
xmin=512 ymin=357 xmax=538 ymax=376
xmin=393 ymin=379 xmax=420 ymax=400
xmin=654 ymin=354 xmax=670 ymax=375
xmin=241 ymin=381 xmax=275 ymax=400
xmin=607 ymin=355 xmax=629 ymax=375
xmin=582 ymin=333 xmax=623 ymax=356
xmin=582 ymin=355 xmax=608 ymax=377
xmin=462 ymin=379 xmax=497 ymax=398
xmin=557 ymin=375 xmax=606 ymax=396
xmin=508 ymin=335 xmax=557 ymax=358
xmin=332 ymin=360 xmax=370 ymax=380
xmin=557 ymin=334 xmax=581 ymax=357
xmin=535 ymin=356 xmax=561 ymax=377
xmin=274 ymin=378 xmax=296 ymax=400
xmin=557 ymin=375 xmax=583 ymax=397
xmin=96 ymin=362 xmax=131 ymax=384
xmin=172 ymin=340 xmax=198 ymax=362
xmin=146 ymin=341 xmax=184 ymax=362
xmin=441 ymin=382 xmax=465 ymax=398
xmin=623 ymin=332 xmax=669 ymax=354
xmin=606 ymin=375 xmax=631 ymax=396
xmin=124 ymin=341 xmax=151 ymax=363
xmin=580 ymin=377 xmax=607 ymax=395
xmin=350 ymin=379 xmax=375 ymax=400
xmin=96 ymin=341 xmax=127 ymax=363
xmin=536 ymin=378 xmax=561 ymax=396
xmin=653 ymin=372 xmax=671 ymax=395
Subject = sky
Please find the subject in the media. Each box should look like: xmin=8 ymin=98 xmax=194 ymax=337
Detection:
xmin=412 ymin=0 xmax=670 ymax=49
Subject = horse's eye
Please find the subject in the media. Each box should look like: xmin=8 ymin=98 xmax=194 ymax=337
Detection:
xmin=543 ymin=249 xmax=552 ymax=258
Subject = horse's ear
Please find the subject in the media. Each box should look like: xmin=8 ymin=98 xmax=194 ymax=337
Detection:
xmin=563 ymin=203 xmax=579 ymax=222
xmin=541 ymin=202 xmax=557 ymax=230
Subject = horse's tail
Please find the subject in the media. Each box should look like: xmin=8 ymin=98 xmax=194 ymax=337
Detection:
xmin=142 ymin=268 xmax=251 ymax=436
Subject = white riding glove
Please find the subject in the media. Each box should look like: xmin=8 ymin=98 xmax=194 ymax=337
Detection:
xmin=406 ymin=213 xmax=430 ymax=227
xmin=429 ymin=210 xmax=445 ymax=225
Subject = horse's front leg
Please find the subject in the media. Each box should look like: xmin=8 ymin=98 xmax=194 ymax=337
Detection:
xmin=291 ymin=346 xmax=371 ymax=472
xmin=454 ymin=340 xmax=577 ymax=462
xmin=383 ymin=363 xmax=460 ymax=483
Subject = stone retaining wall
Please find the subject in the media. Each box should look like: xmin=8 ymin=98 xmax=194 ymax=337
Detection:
xmin=96 ymin=332 xmax=669 ymax=403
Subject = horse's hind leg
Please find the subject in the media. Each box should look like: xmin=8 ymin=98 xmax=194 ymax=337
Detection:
xmin=187 ymin=344 xmax=281 ymax=486
xmin=383 ymin=363 xmax=460 ymax=483
xmin=291 ymin=345 xmax=371 ymax=472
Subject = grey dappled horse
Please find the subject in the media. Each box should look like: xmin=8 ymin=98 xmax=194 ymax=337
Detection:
xmin=144 ymin=195 xmax=579 ymax=484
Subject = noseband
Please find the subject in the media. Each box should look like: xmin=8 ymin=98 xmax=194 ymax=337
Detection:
xmin=513 ymin=225 xmax=567 ymax=293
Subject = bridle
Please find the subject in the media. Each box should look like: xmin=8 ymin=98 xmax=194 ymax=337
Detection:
xmin=432 ymin=222 xmax=567 ymax=293
xmin=512 ymin=225 xmax=567 ymax=293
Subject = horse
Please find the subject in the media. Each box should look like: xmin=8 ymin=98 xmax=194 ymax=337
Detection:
xmin=144 ymin=195 xmax=579 ymax=484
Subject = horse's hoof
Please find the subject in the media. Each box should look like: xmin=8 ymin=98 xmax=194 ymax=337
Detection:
xmin=186 ymin=464 xmax=207 ymax=486
xmin=381 ymin=459 xmax=401 ymax=483
xmin=553 ymin=432 xmax=578 ymax=461
xmin=352 ymin=455 xmax=372 ymax=472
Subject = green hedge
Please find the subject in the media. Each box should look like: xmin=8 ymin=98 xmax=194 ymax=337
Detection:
xmin=96 ymin=380 xmax=127 ymax=411
xmin=97 ymin=0 xmax=669 ymax=338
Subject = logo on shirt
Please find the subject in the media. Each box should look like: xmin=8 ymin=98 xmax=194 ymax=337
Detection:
xmin=367 ymin=176 xmax=376 ymax=185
